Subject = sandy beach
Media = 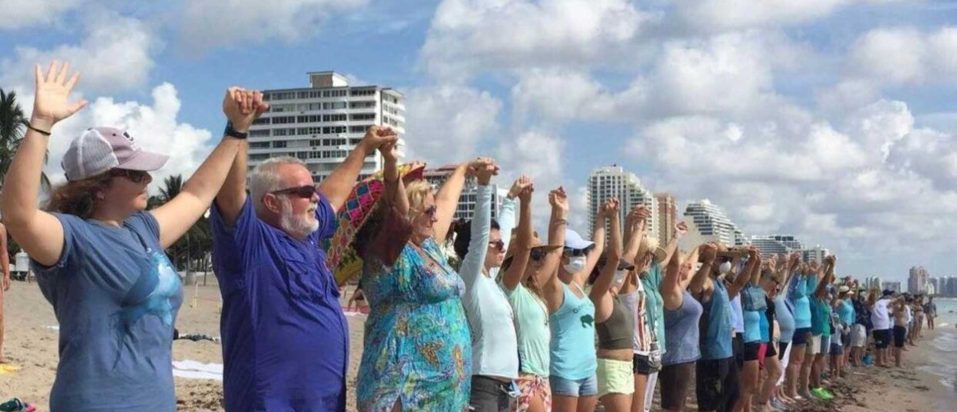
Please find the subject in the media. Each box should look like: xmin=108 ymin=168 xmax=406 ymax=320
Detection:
xmin=1 ymin=278 xmax=954 ymax=411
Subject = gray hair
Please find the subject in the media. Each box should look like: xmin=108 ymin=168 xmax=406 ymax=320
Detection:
xmin=249 ymin=156 xmax=307 ymax=215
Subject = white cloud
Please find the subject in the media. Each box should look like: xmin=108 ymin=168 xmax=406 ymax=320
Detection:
xmin=673 ymin=0 xmax=906 ymax=33
xmin=0 ymin=0 xmax=82 ymax=30
xmin=849 ymin=26 xmax=957 ymax=85
xmin=44 ymin=83 xmax=215 ymax=194
xmin=421 ymin=0 xmax=653 ymax=81
xmin=0 ymin=13 xmax=156 ymax=95
xmin=495 ymin=130 xmax=570 ymax=229
xmin=402 ymin=84 xmax=502 ymax=166
xmin=177 ymin=0 xmax=369 ymax=53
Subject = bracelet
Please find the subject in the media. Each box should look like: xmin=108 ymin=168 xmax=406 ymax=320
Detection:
xmin=224 ymin=121 xmax=248 ymax=139
xmin=552 ymin=218 xmax=568 ymax=226
xmin=27 ymin=123 xmax=51 ymax=136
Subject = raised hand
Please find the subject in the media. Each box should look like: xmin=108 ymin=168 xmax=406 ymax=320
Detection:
xmin=700 ymin=243 xmax=718 ymax=262
xmin=223 ymin=88 xmax=269 ymax=132
xmin=468 ymin=157 xmax=499 ymax=185
xmin=516 ymin=176 xmax=534 ymax=203
xmin=509 ymin=175 xmax=533 ymax=199
xmin=379 ymin=139 xmax=400 ymax=163
xmin=600 ymin=197 xmax=620 ymax=218
xmin=361 ymin=125 xmax=398 ymax=155
xmin=549 ymin=186 xmax=569 ymax=212
xmin=31 ymin=61 xmax=87 ymax=129
xmin=675 ymin=221 xmax=689 ymax=237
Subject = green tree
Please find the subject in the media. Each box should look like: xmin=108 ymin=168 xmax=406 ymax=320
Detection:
xmin=152 ymin=174 xmax=212 ymax=285
xmin=0 ymin=89 xmax=50 ymax=190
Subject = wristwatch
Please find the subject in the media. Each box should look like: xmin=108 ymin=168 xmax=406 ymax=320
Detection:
xmin=224 ymin=121 xmax=248 ymax=139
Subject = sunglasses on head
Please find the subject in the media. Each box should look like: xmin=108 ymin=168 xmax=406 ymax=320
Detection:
xmin=488 ymin=239 xmax=505 ymax=251
xmin=109 ymin=169 xmax=150 ymax=184
xmin=270 ymin=185 xmax=318 ymax=198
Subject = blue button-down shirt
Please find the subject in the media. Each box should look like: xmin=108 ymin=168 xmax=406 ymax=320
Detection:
xmin=211 ymin=196 xmax=348 ymax=411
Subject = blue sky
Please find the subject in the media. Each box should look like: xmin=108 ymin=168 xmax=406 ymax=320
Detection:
xmin=2 ymin=0 xmax=956 ymax=283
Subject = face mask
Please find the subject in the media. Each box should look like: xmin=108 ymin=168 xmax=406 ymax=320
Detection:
xmin=718 ymin=261 xmax=732 ymax=275
xmin=564 ymin=256 xmax=586 ymax=273
xmin=613 ymin=270 xmax=628 ymax=288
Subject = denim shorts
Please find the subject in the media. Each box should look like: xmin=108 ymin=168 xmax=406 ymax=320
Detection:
xmin=549 ymin=374 xmax=598 ymax=397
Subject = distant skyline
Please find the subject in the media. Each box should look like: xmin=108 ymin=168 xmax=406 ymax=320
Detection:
xmin=2 ymin=1 xmax=956 ymax=282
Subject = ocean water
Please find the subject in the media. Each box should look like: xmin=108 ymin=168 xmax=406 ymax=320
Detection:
xmin=916 ymin=298 xmax=957 ymax=391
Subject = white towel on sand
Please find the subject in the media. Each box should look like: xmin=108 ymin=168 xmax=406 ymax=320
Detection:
xmin=173 ymin=360 xmax=223 ymax=381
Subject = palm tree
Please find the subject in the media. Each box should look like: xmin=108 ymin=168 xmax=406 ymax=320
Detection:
xmin=154 ymin=174 xmax=210 ymax=285
xmin=0 ymin=88 xmax=50 ymax=190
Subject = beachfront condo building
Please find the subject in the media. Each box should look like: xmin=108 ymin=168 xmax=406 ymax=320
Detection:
xmin=682 ymin=199 xmax=740 ymax=247
xmin=248 ymin=71 xmax=405 ymax=182
xmin=587 ymin=165 xmax=659 ymax=243
xmin=909 ymin=266 xmax=931 ymax=294
xmin=655 ymin=193 xmax=677 ymax=246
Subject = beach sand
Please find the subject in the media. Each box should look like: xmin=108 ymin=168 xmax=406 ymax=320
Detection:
xmin=1 ymin=278 xmax=952 ymax=411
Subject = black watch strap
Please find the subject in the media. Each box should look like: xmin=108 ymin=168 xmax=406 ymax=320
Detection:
xmin=224 ymin=121 xmax=248 ymax=139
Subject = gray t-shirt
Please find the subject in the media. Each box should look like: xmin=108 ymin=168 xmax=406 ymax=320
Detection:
xmin=32 ymin=212 xmax=182 ymax=411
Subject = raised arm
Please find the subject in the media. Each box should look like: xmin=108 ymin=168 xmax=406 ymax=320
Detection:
xmin=152 ymin=89 xmax=267 ymax=247
xmin=457 ymin=163 xmax=497 ymax=290
xmin=1 ymin=62 xmax=86 ymax=266
xmin=498 ymin=176 xmax=530 ymax=250
xmin=590 ymin=198 xmax=621 ymax=304
xmin=814 ymin=255 xmax=835 ymax=298
xmin=501 ymin=180 xmax=534 ymax=291
xmin=318 ymin=126 xmax=396 ymax=211
xmin=212 ymin=89 xmax=269 ymax=224
xmin=690 ymin=243 xmax=718 ymax=295
xmin=661 ymin=243 xmax=685 ymax=310
xmin=543 ymin=187 xmax=569 ymax=313
xmin=580 ymin=200 xmax=608 ymax=285
xmin=729 ymin=247 xmax=759 ymax=299
xmin=434 ymin=158 xmax=495 ymax=242
xmin=660 ymin=221 xmax=688 ymax=269
xmin=622 ymin=206 xmax=649 ymax=266
xmin=379 ymin=138 xmax=408 ymax=214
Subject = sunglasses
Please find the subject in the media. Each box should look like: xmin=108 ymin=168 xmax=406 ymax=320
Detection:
xmin=416 ymin=205 xmax=437 ymax=217
xmin=564 ymin=247 xmax=588 ymax=257
xmin=530 ymin=248 xmax=548 ymax=261
xmin=488 ymin=239 xmax=505 ymax=251
xmin=109 ymin=169 xmax=151 ymax=184
xmin=271 ymin=185 xmax=318 ymax=198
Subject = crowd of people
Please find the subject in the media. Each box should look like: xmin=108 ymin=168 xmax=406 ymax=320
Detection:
xmin=0 ymin=61 xmax=938 ymax=412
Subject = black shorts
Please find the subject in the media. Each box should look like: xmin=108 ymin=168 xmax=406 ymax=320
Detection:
xmin=744 ymin=342 xmax=762 ymax=362
xmin=766 ymin=342 xmax=778 ymax=359
xmin=633 ymin=353 xmax=660 ymax=375
xmin=873 ymin=329 xmax=891 ymax=349
xmin=733 ymin=333 xmax=744 ymax=367
xmin=778 ymin=341 xmax=790 ymax=360
xmin=791 ymin=327 xmax=812 ymax=345
xmin=893 ymin=326 xmax=907 ymax=348
xmin=660 ymin=361 xmax=695 ymax=411
xmin=696 ymin=357 xmax=737 ymax=411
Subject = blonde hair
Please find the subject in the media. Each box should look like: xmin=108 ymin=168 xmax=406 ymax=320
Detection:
xmin=405 ymin=179 xmax=434 ymax=218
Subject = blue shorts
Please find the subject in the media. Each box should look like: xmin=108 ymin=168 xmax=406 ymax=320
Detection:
xmin=549 ymin=374 xmax=598 ymax=397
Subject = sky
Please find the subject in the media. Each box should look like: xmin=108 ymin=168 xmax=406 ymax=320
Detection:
xmin=1 ymin=0 xmax=955 ymax=282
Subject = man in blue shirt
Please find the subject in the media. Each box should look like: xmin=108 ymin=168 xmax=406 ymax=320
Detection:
xmin=211 ymin=105 xmax=397 ymax=412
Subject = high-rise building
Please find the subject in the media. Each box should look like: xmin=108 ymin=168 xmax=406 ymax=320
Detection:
xmin=930 ymin=278 xmax=939 ymax=294
xmin=587 ymin=165 xmax=658 ymax=242
xmin=654 ymin=193 xmax=677 ymax=246
xmin=908 ymin=266 xmax=930 ymax=294
xmin=864 ymin=276 xmax=883 ymax=291
xmin=733 ymin=230 xmax=750 ymax=246
xmin=423 ymin=166 xmax=509 ymax=221
xmin=883 ymin=281 xmax=902 ymax=293
xmin=682 ymin=200 xmax=740 ymax=247
xmin=249 ymin=71 xmax=405 ymax=181
xmin=802 ymin=245 xmax=830 ymax=263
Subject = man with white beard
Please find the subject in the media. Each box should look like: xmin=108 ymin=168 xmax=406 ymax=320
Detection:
xmin=209 ymin=96 xmax=396 ymax=412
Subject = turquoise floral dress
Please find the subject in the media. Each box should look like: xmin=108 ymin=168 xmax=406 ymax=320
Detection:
xmin=356 ymin=237 xmax=472 ymax=411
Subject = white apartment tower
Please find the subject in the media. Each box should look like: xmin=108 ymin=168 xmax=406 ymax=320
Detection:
xmin=749 ymin=234 xmax=806 ymax=257
xmin=588 ymin=166 xmax=658 ymax=242
xmin=249 ymin=71 xmax=405 ymax=181
xmin=682 ymin=200 xmax=739 ymax=246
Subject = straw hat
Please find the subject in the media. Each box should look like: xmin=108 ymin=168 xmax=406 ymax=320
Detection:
xmin=639 ymin=236 xmax=667 ymax=264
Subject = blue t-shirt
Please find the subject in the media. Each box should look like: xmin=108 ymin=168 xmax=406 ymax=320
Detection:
xmin=210 ymin=197 xmax=348 ymax=411
xmin=789 ymin=274 xmax=812 ymax=329
xmin=662 ymin=290 xmax=703 ymax=366
xmin=32 ymin=212 xmax=182 ymax=411
xmin=699 ymin=280 xmax=733 ymax=360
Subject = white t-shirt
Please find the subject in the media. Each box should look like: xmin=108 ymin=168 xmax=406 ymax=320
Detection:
xmin=871 ymin=298 xmax=891 ymax=330
xmin=730 ymin=295 xmax=745 ymax=334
